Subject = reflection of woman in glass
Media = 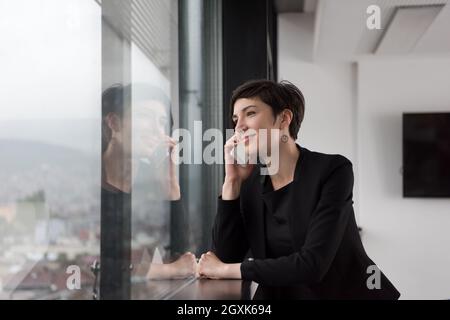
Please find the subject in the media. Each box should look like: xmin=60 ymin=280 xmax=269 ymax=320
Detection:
xmin=198 ymin=79 xmax=400 ymax=299
xmin=101 ymin=84 xmax=196 ymax=280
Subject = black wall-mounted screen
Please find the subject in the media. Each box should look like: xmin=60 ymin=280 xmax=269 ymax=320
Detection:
xmin=403 ymin=113 xmax=450 ymax=197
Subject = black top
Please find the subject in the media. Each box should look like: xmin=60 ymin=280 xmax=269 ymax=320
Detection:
xmin=100 ymin=181 xmax=189 ymax=299
xmin=101 ymin=181 xmax=189 ymax=260
xmin=212 ymin=144 xmax=401 ymax=299
xmin=100 ymin=183 xmax=132 ymax=299
xmin=262 ymin=175 xmax=294 ymax=259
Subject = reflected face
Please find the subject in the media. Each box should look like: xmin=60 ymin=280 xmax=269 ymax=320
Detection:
xmin=131 ymin=100 xmax=170 ymax=159
xmin=113 ymin=99 xmax=169 ymax=159
xmin=232 ymin=97 xmax=281 ymax=158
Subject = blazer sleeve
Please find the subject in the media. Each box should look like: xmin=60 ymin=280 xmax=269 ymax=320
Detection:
xmin=241 ymin=158 xmax=354 ymax=286
xmin=211 ymin=196 xmax=250 ymax=263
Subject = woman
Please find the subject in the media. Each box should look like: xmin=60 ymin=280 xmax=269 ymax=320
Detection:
xmin=197 ymin=79 xmax=400 ymax=299
xmin=101 ymin=83 xmax=196 ymax=282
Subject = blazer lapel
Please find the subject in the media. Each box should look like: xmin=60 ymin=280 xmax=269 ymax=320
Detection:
xmin=288 ymin=146 xmax=314 ymax=251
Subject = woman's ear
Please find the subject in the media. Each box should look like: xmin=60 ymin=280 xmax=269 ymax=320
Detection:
xmin=279 ymin=108 xmax=293 ymax=129
xmin=106 ymin=112 xmax=122 ymax=134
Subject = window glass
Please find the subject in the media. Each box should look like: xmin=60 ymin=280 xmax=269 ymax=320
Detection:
xmin=0 ymin=0 xmax=101 ymax=299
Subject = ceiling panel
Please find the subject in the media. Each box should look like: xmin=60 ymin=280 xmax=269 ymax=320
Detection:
xmin=313 ymin=0 xmax=449 ymax=61
xmin=414 ymin=2 xmax=450 ymax=53
xmin=375 ymin=5 xmax=443 ymax=54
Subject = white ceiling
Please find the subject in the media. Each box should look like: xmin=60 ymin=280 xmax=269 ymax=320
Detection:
xmin=312 ymin=0 xmax=450 ymax=61
xmin=375 ymin=5 xmax=443 ymax=54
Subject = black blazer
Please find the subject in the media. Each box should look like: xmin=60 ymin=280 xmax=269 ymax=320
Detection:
xmin=212 ymin=145 xmax=400 ymax=300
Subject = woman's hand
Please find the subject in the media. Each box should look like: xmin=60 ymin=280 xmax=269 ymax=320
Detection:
xmin=222 ymin=133 xmax=255 ymax=200
xmin=197 ymin=251 xmax=241 ymax=280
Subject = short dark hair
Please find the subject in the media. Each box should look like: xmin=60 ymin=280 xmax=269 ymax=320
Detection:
xmin=101 ymin=83 xmax=172 ymax=153
xmin=230 ymin=79 xmax=305 ymax=140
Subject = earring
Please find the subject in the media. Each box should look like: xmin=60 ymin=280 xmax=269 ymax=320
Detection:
xmin=281 ymin=134 xmax=289 ymax=143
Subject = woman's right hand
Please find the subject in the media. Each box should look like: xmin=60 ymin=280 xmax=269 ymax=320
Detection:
xmin=222 ymin=133 xmax=254 ymax=200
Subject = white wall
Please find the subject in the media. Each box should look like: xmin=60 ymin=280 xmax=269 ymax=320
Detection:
xmin=278 ymin=13 xmax=360 ymax=220
xmin=358 ymin=56 xmax=450 ymax=299
xmin=278 ymin=13 xmax=356 ymax=162
xmin=279 ymin=12 xmax=450 ymax=299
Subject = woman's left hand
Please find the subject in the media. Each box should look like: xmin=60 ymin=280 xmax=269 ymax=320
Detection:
xmin=197 ymin=251 xmax=242 ymax=280
xmin=197 ymin=251 xmax=227 ymax=279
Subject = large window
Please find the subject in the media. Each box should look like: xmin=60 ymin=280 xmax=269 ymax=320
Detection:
xmin=0 ymin=0 xmax=223 ymax=300
xmin=0 ymin=0 xmax=279 ymax=300
xmin=0 ymin=0 xmax=101 ymax=299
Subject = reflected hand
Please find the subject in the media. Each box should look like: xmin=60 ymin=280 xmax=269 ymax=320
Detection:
xmin=169 ymin=251 xmax=197 ymax=279
xmin=146 ymin=252 xmax=197 ymax=280
xmin=163 ymin=135 xmax=181 ymax=200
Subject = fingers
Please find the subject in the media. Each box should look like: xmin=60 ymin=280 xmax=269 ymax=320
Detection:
xmin=224 ymin=134 xmax=240 ymax=165
xmin=197 ymin=254 xmax=205 ymax=278
xmin=225 ymin=131 xmax=242 ymax=148
xmin=196 ymin=251 xmax=220 ymax=279
xmin=160 ymin=135 xmax=177 ymax=150
xmin=152 ymin=136 xmax=178 ymax=169
xmin=198 ymin=251 xmax=213 ymax=261
xmin=183 ymin=251 xmax=196 ymax=260
xmin=197 ymin=252 xmax=210 ymax=278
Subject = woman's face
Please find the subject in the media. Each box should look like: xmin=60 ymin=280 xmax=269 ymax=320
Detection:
xmin=131 ymin=99 xmax=170 ymax=159
xmin=232 ymin=97 xmax=282 ymax=159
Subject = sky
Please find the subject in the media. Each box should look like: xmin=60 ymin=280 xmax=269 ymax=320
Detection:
xmin=0 ymin=0 xmax=101 ymax=121
xmin=0 ymin=0 xmax=171 ymax=154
